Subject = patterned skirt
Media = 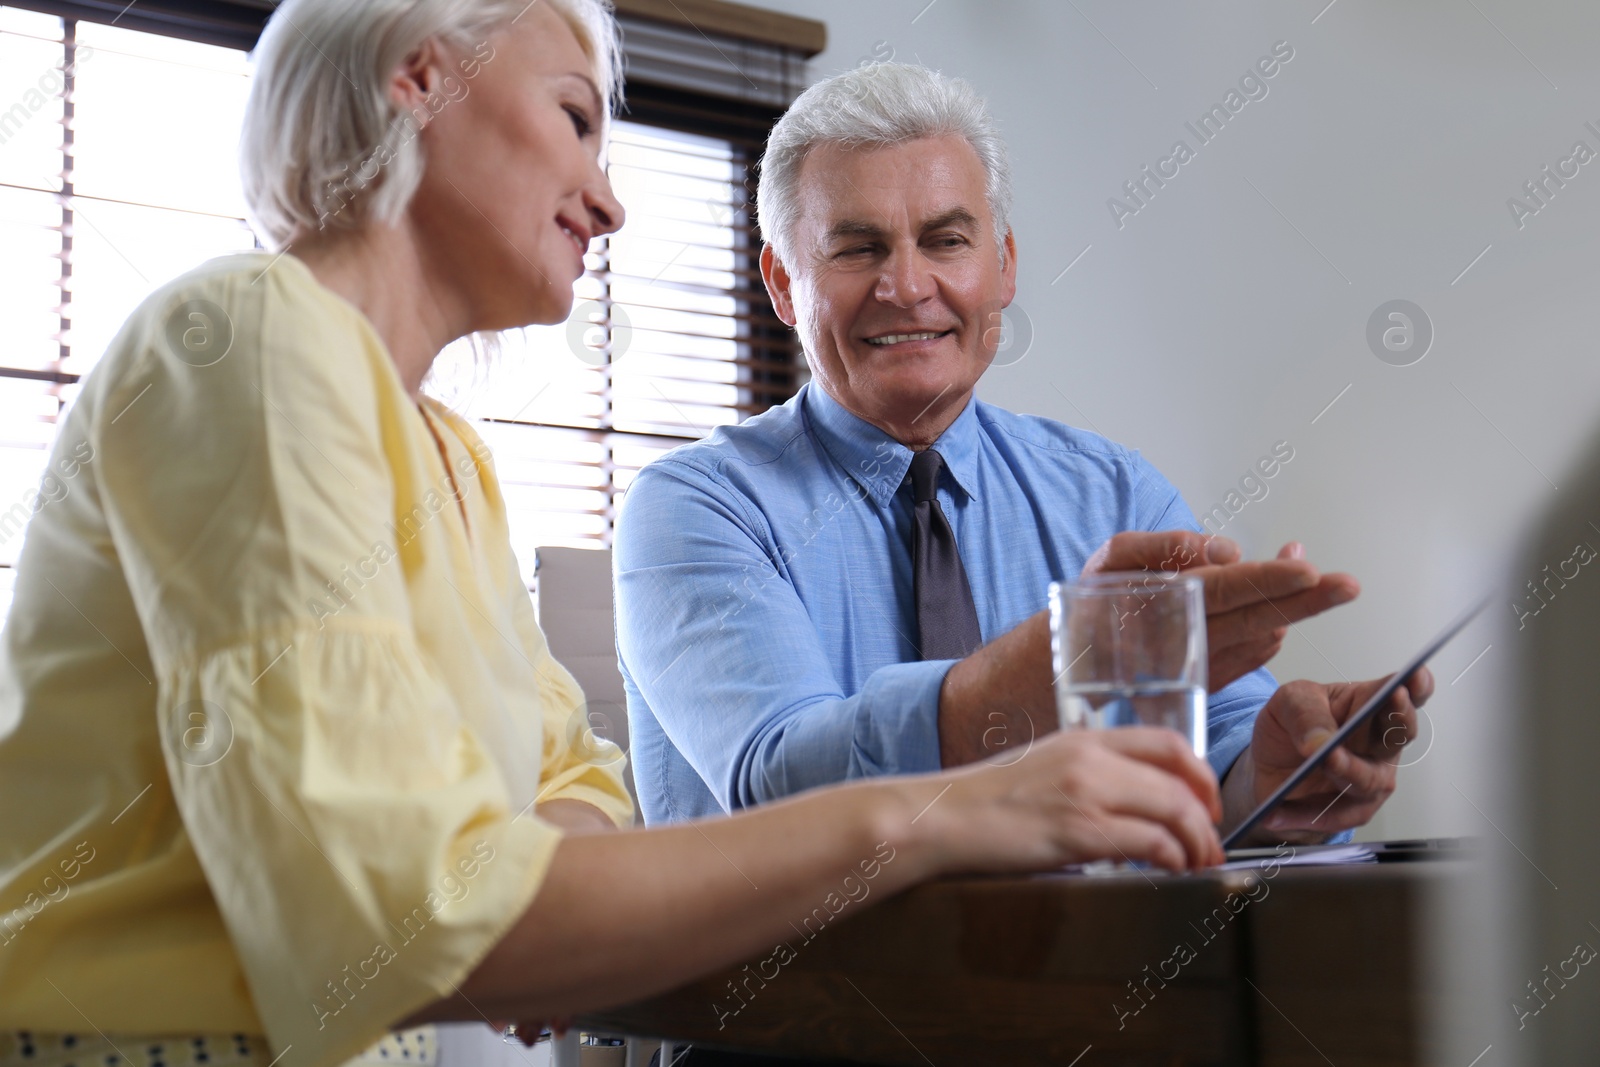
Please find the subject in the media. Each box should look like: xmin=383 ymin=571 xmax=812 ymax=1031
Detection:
xmin=0 ymin=1027 xmax=436 ymax=1067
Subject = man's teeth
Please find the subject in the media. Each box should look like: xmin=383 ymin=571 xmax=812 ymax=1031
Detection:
xmin=867 ymin=332 xmax=944 ymax=346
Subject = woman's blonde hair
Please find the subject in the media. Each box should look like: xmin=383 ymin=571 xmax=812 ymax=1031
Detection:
xmin=241 ymin=0 xmax=621 ymax=251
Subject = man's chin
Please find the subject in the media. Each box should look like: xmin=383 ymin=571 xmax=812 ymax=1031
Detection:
xmin=887 ymin=367 xmax=977 ymax=405
xmin=853 ymin=378 xmax=974 ymax=432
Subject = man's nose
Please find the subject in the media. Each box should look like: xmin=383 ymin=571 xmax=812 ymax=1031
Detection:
xmin=873 ymin=247 xmax=934 ymax=307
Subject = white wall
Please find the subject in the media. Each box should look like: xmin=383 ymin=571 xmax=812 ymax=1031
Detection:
xmin=732 ymin=3 xmax=1600 ymax=1060
xmin=740 ymin=0 xmax=1600 ymax=841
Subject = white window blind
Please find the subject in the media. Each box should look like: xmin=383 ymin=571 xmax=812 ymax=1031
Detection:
xmin=0 ymin=3 xmax=808 ymax=615
xmin=0 ymin=8 xmax=257 ymax=620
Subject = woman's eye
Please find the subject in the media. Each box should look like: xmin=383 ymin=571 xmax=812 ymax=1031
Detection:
xmin=565 ymin=106 xmax=592 ymax=137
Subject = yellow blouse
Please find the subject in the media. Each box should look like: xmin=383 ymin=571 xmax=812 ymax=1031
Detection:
xmin=0 ymin=253 xmax=632 ymax=1067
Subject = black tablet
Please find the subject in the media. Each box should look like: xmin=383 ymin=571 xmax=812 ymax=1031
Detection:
xmin=1220 ymin=597 xmax=1490 ymax=850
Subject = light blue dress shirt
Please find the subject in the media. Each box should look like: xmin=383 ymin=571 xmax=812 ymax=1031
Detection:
xmin=614 ymin=383 xmax=1276 ymax=825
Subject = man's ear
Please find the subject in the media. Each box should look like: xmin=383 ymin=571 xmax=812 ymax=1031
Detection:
xmin=388 ymin=37 xmax=450 ymax=125
xmin=760 ymin=244 xmax=798 ymax=327
xmin=999 ymin=229 xmax=1018 ymax=307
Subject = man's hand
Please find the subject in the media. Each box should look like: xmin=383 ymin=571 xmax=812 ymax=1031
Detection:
xmin=1223 ymin=668 xmax=1433 ymax=845
xmin=935 ymin=531 xmax=1355 ymax=770
xmin=1084 ymin=531 xmax=1359 ymax=690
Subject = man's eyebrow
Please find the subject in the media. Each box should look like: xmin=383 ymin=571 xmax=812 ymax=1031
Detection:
xmin=921 ymin=208 xmax=980 ymax=232
xmin=824 ymin=219 xmax=885 ymax=243
xmin=824 ymin=209 xmax=981 ymax=245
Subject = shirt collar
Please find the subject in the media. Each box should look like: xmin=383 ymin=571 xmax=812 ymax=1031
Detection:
xmin=803 ymin=383 xmax=983 ymax=507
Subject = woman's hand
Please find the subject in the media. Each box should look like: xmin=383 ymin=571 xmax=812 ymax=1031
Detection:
xmin=907 ymin=726 xmax=1225 ymax=876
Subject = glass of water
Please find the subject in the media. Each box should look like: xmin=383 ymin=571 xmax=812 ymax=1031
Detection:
xmin=1048 ymin=572 xmax=1208 ymax=758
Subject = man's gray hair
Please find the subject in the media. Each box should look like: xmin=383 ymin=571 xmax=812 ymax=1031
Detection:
xmin=756 ymin=63 xmax=1013 ymax=265
xmin=240 ymin=0 xmax=621 ymax=251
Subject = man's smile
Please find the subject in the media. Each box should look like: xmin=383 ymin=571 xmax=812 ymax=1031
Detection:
xmin=863 ymin=329 xmax=955 ymax=347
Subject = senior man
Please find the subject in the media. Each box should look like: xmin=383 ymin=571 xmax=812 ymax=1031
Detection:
xmin=615 ymin=63 xmax=1427 ymax=845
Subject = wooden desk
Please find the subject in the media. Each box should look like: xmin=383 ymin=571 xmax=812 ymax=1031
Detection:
xmin=580 ymin=861 xmax=1452 ymax=1065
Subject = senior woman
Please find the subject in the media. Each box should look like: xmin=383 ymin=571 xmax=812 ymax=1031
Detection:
xmin=0 ymin=1 xmax=1228 ymax=1065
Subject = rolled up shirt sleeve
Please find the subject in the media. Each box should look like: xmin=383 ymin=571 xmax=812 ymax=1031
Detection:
xmin=1205 ymin=669 xmax=1274 ymax=779
xmin=615 ymin=460 xmax=948 ymax=813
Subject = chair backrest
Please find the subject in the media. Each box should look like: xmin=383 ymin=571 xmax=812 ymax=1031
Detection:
xmin=534 ymin=546 xmax=635 ymax=805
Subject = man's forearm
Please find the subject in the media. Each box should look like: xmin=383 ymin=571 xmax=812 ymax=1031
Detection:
xmin=1219 ymin=747 xmax=1257 ymax=839
xmin=936 ymin=610 xmax=1055 ymax=767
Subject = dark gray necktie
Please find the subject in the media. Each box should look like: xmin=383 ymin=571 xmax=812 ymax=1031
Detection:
xmin=909 ymin=449 xmax=982 ymax=660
